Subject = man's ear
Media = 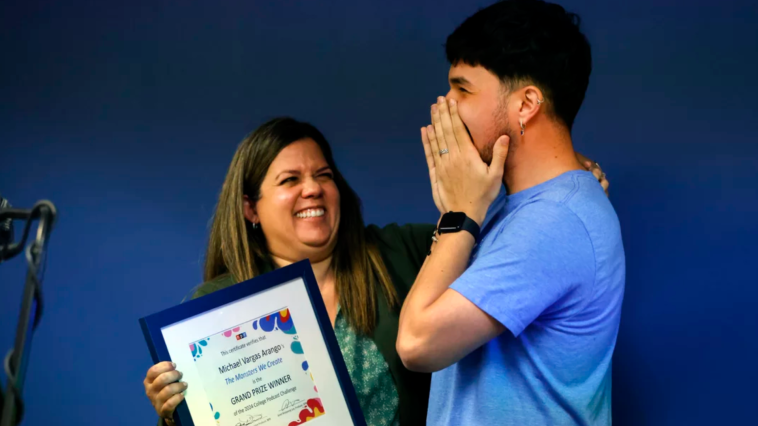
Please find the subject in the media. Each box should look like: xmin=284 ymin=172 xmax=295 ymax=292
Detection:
xmin=243 ymin=195 xmax=259 ymax=225
xmin=518 ymin=85 xmax=545 ymax=127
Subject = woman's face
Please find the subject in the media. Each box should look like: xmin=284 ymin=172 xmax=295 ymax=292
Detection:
xmin=247 ymin=138 xmax=341 ymax=263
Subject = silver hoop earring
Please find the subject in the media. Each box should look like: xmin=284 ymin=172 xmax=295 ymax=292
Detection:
xmin=252 ymin=222 xmax=258 ymax=229
xmin=520 ymin=119 xmax=525 ymax=136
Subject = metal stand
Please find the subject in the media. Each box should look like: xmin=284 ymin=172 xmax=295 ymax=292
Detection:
xmin=0 ymin=201 xmax=56 ymax=426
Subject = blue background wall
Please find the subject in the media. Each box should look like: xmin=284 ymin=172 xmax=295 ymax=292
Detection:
xmin=1 ymin=0 xmax=756 ymax=424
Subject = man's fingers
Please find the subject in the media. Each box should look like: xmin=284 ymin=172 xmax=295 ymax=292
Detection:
xmin=437 ymin=97 xmax=459 ymax=152
xmin=422 ymin=127 xmax=436 ymax=172
xmin=426 ymin=124 xmax=444 ymax=167
xmin=431 ymin=103 xmax=448 ymax=156
xmin=423 ymin=127 xmax=442 ymax=207
xmin=488 ymin=135 xmax=510 ymax=179
xmin=449 ymin=99 xmax=474 ymax=154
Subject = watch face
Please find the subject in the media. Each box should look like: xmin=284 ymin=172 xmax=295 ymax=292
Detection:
xmin=438 ymin=212 xmax=466 ymax=233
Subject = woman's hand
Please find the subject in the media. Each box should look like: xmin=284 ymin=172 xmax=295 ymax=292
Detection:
xmin=143 ymin=361 xmax=187 ymax=423
xmin=575 ymin=152 xmax=610 ymax=196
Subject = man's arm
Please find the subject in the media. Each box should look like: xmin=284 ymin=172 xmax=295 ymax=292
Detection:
xmin=397 ymin=230 xmax=505 ymax=372
xmin=397 ymin=96 xmax=510 ymax=373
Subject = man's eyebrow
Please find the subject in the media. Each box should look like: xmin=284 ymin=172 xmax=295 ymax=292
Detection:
xmin=449 ymin=76 xmax=472 ymax=87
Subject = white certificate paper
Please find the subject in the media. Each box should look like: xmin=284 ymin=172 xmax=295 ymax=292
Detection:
xmin=191 ymin=307 xmax=324 ymax=426
xmin=160 ymin=277 xmax=355 ymax=426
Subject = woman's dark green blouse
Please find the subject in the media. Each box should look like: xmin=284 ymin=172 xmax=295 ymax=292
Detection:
xmin=158 ymin=223 xmax=435 ymax=426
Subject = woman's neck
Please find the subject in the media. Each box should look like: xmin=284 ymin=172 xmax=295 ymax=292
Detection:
xmin=270 ymin=253 xmax=338 ymax=326
xmin=269 ymin=254 xmax=335 ymax=291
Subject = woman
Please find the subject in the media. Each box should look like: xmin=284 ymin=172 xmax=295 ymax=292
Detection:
xmin=142 ymin=117 xmax=609 ymax=426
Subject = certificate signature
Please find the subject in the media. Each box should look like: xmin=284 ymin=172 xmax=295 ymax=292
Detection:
xmin=235 ymin=414 xmax=263 ymax=426
xmin=280 ymin=398 xmax=305 ymax=412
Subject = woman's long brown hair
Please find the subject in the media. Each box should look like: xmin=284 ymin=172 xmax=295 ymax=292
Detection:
xmin=204 ymin=117 xmax=397 ymax=335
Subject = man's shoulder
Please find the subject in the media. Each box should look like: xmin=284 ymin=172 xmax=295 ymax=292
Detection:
xmin=505 ymin=198 xmax=586 ymax=233
xmin=529 ymin=170 xmax=606 ymax=205
xmin=516 ymin=171 xmax=619 ymax=233
xmin=502 ymin=173 xmax=623 ymax=265
xmin=485 ymin=190 xmax=600 ymax=258
xmin=562 ymin=173 xmax=622 ymax=236
xmin=476 ymin=198 xmax=592 ymax=266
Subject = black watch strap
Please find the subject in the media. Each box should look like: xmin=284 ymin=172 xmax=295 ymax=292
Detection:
xmin=461 ymin=215 xmax=481 ymax=241
xmin=457 ymin=215 xmax=481 ymax=241
xmin=437 ymin=212 xmax=481 ymax=241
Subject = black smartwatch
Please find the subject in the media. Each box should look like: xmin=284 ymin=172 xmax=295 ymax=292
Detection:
xmin=437 ymin=211 xmax=481 ymax=241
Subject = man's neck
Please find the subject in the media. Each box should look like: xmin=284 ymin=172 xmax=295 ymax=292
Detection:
xmin=504 ymin=119 xmax=583 ymax=195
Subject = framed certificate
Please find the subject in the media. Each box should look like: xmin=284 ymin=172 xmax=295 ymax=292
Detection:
xmin=140 ymin=260 xmax=366 ymax=426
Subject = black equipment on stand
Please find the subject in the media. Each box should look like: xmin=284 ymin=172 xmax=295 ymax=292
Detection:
xmin=0 ymin=196 xmax=57 ymax=426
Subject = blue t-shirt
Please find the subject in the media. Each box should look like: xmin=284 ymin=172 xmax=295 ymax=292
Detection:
xmin=427 ymin=170 xmax=626 ymax=426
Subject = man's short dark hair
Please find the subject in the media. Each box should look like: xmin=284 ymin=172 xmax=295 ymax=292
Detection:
xmin=446 ymin=0 xmax=592 ymax=129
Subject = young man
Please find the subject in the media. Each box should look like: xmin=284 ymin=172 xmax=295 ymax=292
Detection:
xmin=396 ymin=1 xmax=626 ymax=425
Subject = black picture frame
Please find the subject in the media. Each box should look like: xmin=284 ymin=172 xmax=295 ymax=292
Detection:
xmin=139 ymin=260 xmax=366 ymax=426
